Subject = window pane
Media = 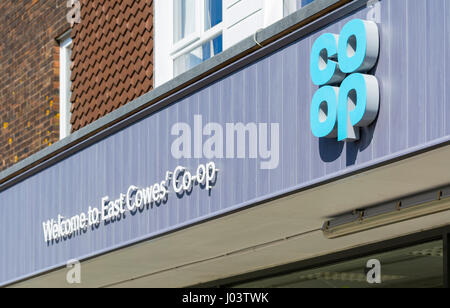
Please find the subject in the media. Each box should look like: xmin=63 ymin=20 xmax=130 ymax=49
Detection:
xmin=174 ymin=34 xmax=223 ymax=76
xmin=205 ymin=0 xmax=223 ymax=31
xmin=302 ymin=0 xmax=315 ymax=6
xmin=202 ymin=35 xmax=223 ymax=60
xmin=232 ymin=240 xmax=444 ymax=288
xmin=174 ymin=0 xmax=197 ymax=43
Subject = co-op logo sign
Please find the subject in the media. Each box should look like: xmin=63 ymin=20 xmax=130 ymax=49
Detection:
xmin=310 ymin=19 xmax=380 ymax=141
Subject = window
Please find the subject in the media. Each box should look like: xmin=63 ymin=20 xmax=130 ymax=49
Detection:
xmin=172 ymin=0 xmax=224 ymax=77
xmin=173 ymin=0 xmax=197 ymax=44
xmin=58 ymin=31 xmax=72 ymax=139
xmin=174 ymin=34 xmax=223 ymax=76
xmin=205 ymin=0 xmax=223 ymax=30
xmin=231 ymin=240 xmax=444 ymax=288
xmin=155 ymin=0 xmax=315 ymax=86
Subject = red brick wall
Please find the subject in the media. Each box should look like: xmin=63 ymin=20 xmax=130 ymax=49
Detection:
xmin=0 ymin=0 xmax=69 ymax=171
xmin=70 ymin=0 xmax=154 ymax=131
xmin=0 ymin=0 xmax=154 ymax=172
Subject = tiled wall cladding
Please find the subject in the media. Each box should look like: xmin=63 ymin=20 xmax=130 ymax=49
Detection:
xmin=0 ymin=0 xmax=68 ymax=172
xmin=70 ymin=0 xmax=154 ymax=131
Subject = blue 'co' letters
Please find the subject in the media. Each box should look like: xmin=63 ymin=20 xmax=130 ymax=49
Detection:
xmin=310 ymin=19 xmax=380 ymax=142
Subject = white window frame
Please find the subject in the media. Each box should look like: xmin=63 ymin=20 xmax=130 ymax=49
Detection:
xmin=155 ymin=0 xmax=225 ymax=85
xmin=58 ymin=31 xmax=72 ymax=139
xmin=171 ymin=0 xmax=224 ymax=60
xmin=171 ymin=24 xmax=224 ymax=61
xmin=171 ymin=0 xmax=202 ymax=55
xmin=155 ymin=0 xmax=289 ymax=87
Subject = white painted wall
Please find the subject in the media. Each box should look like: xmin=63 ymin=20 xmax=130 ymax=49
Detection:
xmin=222 ymin=0 xmax=284 ymax=50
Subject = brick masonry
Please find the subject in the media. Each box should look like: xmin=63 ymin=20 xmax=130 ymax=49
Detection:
xmin=70 ymin=0 xmax=154 ymax=131
xmin=0 ymin=0 xmax=154 ymax=172
xmin=0 ymin=0 xmax=69 ymax=171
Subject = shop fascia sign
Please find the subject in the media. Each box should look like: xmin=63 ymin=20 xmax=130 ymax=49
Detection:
xmin=310 ymin=19 xmax=380 ymax=142
xmin=40 ymin=19 xmax=379 ymax=243
xmin=42 ymin=162 xmax=219 ymax=243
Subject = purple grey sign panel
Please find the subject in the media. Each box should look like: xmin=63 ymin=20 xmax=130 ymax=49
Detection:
xmin=1 ymin=0 xmax=450 ymax=285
